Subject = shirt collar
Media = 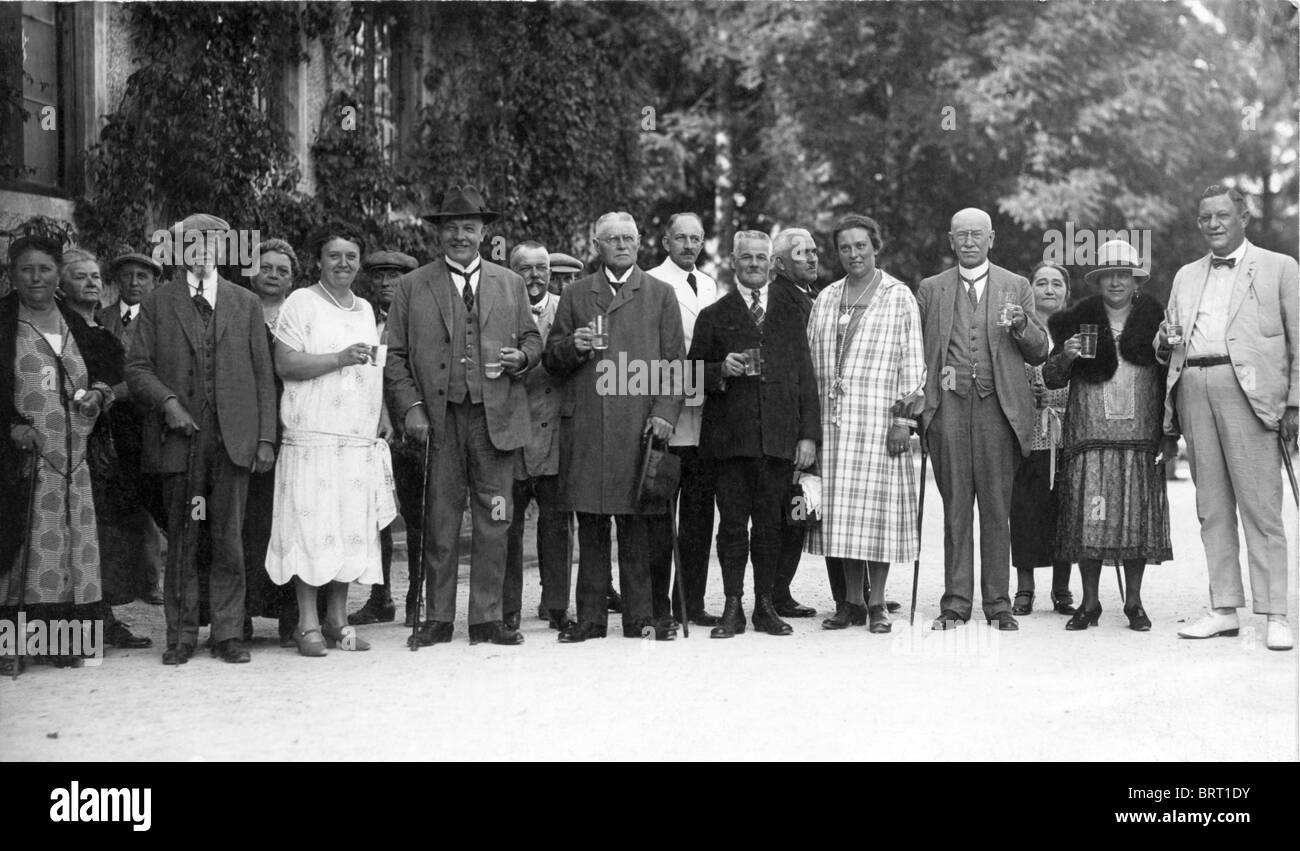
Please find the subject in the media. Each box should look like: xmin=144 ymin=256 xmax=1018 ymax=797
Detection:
xmin=605 ymin=265 xmax=634 ymax=285
xmin=1212 ymin=240 xmax=1249 ymax=263
xmin=736 ymin=282 xmax=767 ymax=300
xmin=122 ymin=302 xmax=139 ymax=319
xmin=186 ymin=269 xmax=217 ymax=290
xmin=958 ymin=260 xmax=990 ymax=282
xmin=446 ymin=256 xmax=481 ymax=276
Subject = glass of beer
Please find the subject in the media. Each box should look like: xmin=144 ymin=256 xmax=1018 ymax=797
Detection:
xmin=998 ymin=292 xmax=1017 ymax=327
xmin=1079 ymin=324 xmax=1098 ymax=359
xmin=591 ymin=315 xmax=609 ymax=351
xmin=483 ymin=339 xmax=503 ymax=379
xmin=743 ymin=347 xmax=762 ymax=376
xmin=1165 ymin=311 xmax=1184 ymax=347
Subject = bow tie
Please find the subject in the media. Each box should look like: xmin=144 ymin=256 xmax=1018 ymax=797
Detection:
xmin=531 ymin=304 xmax=545 ymax=315
xmin=1210 ymin=256 xmax=1236 ymax=269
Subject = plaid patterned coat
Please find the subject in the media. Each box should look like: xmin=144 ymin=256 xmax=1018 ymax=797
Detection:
xmin=805 ymin=273 xmax=925 ymax=562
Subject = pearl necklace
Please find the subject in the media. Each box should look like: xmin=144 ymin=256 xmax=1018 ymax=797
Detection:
xmin=319 ymin=282 xmax=356 ymax=311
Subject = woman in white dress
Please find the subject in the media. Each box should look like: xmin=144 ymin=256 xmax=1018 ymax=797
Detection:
xmin=266 ymin=230 xmax=396 ymax=656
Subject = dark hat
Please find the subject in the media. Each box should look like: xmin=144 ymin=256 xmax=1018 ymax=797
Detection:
xmin=363 ymin=250 xmax=419 ymax=273
xmin=421 ymin=185 xmax=500 ymax=225
xmin=548 ymin=252 xmax=583 ymax=274
xmin=175 ymin=213 xmax=230 ymax=235
xmin=108 ymin=252 xmax=164 ymax=277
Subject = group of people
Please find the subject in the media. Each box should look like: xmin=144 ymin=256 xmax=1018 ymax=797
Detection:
xmin=2 ymin=181 xmax=1295 ymax=672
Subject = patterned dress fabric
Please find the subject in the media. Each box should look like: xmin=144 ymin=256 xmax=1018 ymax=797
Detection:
xmin=1 ymin=320 xmax=102 ymax=606
xmin=265 ymin=288 xmax=396 ymax=587
xmin=805 ymin=273 xmax=925 ymax=562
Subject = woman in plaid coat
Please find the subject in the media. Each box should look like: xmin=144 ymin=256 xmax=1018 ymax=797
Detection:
xmin=805 ymin=215 xmax=925 ymax=633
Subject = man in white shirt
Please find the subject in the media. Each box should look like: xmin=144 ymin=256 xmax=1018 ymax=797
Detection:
xmin=646 ymin=213 xmax=722 ymax=626
xmin=1160 ymin=185 xmax=1298 ymax=651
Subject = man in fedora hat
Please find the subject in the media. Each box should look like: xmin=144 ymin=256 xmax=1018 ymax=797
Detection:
xmin=348 ymin=248 xmax=421 ymax=627
xmin=544 ymin=211 xmax=686 ymax=643
xmin=385 ymin=185 xmax=541 ymax=647
xmin=101 ymin=251 xmax=168 ymax=606
xmin=126 ymin=213 xmax=277 ymax=665
xmin=917 ymin=207 xmax=1050 ymax=632
xmin=1160 ymin=185 xmax=1298 ymax=651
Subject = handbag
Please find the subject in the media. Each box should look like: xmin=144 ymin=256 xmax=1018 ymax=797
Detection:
xmin=635 ymin=433 xmax=680 ymax=510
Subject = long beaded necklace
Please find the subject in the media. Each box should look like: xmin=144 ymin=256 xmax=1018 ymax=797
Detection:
xmin=829 ymin=269 xmax=881 ymax=426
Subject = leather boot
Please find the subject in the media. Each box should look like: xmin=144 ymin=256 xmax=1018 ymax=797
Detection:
xmin=710 ymin=596 xmax=747 ymax=639
xmin=752 ymin=594 xmax=794 ymax=636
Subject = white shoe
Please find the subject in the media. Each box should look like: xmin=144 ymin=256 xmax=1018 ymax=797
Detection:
xmin=1266 ymin=620 xmax=1294 ymax=651
xmin=1177 ymin=610 xmax=1240 ymax=639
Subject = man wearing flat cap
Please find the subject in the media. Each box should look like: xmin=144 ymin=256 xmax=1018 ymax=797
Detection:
xmin=547 ymin=252 xmax=584 ymax=296
xmin=349 ymin=248 xmax=421 ymax=627
xmin=386 ymin=185 xmax=542 ymax=647
xmin=127 ymin=213 xmax=277 ymax=665
xmin=101 ymin=251 xmax=167 ymax=605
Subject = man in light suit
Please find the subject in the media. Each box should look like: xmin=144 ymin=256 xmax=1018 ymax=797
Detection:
xmin=385 ymin=185 xmax=541 ymax=647
xmin=1160 ymin=185 xmax=1298 ymax=651
xmin=647 ymin=212 xmax=721 ymax=627
xmin=917 ymin=207 xmax=1049 ymax=631
xmin=126 ymin=214 xmax=277 ymax=664
xmin=545 ymin=212 xmax=686 ymax=643
xmin=503 ymin=241 xmax=574 ymax=631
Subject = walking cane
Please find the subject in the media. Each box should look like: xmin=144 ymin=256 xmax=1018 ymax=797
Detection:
xmin=668 ymin=491 xmax=689 ymax=639
xmin=171 ymin=430 xmax=201 ymax=653
xmin=1280 ymin=434 xmax=1299 ymax=507
xmin=10 ymin=451 xmax=40 ymax=680
xmin=407 ymin=436 xmax=432 ymax=651
xmin=910 ymin=443 xmax=927 ymax=627
xmin=1115 ymin=564 xmax=1125 ymax=602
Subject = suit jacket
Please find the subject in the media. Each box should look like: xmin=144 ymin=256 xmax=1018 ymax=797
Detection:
xmin=769 ymin=272 xmax=815 ymax=328
xmin=125 ymin=277 xmax=276 ymax=473
xmin=1161 ymin=241 xmax=1299 ymax=434
xmin=544 ymin=266 xmax=685 ymax=514
xmin=916 ymin=263 xmax=1049 ymax=456
xmin=384 ymin=257 xmax=541 ymax=452
xmin=690 ymin=284 xmax=821 ymax=461
xmin=517 ymin=291 xmax=564 ymax=478
xmin=647 ymin=259 xmax=719 ymax=447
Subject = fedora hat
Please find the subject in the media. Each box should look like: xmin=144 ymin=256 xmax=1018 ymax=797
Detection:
xmin=421 ymin=185 xmax=500 ymax=225
xmin=1084 ymin=238 xmax=1150 ymax=283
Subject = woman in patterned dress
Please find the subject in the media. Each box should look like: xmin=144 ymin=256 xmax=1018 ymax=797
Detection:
xmin=1009 ymin=262 xmax=1076 ymax=616
xmin=1 ymin=237 xmax=115 ymax=672
xmin=1044 ymin=239 xmax=1171 ymax=632
xmin=265 ymin=230 xmax=396 ymax=656
xmin=805 ymin=215 xmax=925 ymax=634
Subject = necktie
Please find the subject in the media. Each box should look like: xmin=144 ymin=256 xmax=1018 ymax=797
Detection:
xmin=961 ymin=276 xmax=982 ymax=307
xmin=686 ymin=272 xmax=698 ymax=295
xmin=193 ymin=281 xmax=213 ymax=325
xmin=452 ymin=265 xmax=479 ymax=313
xmin=121 ymin=310 xmax=132 ymax=328
xmin=1210 ymin=256 xmax=1236 ymax=269
xmin=750 ymin=290 xmax=764 ymax=326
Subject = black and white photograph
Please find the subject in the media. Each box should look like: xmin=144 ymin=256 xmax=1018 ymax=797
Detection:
xmin=0 ymin=0 xmax=1296 ymax=821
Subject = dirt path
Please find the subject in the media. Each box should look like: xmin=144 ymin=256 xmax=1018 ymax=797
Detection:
xmin=1 ymin=462 xmax=1295 ymax=761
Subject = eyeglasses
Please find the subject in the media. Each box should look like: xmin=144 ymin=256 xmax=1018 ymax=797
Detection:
xmin=670 ymin=235 xmax=704 ymax=246
xmin=1196 ymin=213 xmax=1237 ymax=228
xmin=950 ymin=230 xmax=986 ymax=243
xmin=598 ymin=234 xmax=639 ymax=247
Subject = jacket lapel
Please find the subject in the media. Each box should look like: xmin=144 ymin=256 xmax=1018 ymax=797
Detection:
xmin=168 ymin=281 xmax=199 ymax=351
xmin=478 ymin=264 xmax=498 ymax=326
xmin=606 ymin=267 xmax=641 ymax=315
xmin=213 ymin=278 xmax=235 ymax=342
xmin=937 ymin=267 xmax=957 ymax=365
xmin=427 ymin=260 xmax=453 ymax=338
xmin=1182 ymin=254 xmax=1213 ymax=333
xmin=1225 ymin=245 xmax=1256 ymax=323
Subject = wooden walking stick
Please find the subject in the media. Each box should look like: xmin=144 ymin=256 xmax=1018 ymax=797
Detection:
xmin=1280 ymin=434 xmax=1299 ymax=507
xmin=668 ymin=491 xmax=689 ymax=639
xmin=407 ymin=435 xmax=432 ymax=651
xmin=910 ymin=444 xmax=928 ymax=627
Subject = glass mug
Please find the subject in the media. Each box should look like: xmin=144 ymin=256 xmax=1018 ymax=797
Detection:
xmin=591 ymin=314 xmax=609 ymax=351
xmin=743 ymin=347 xmax=762 ymax=376
xmin=1078 ymin=324 xmax=1098 ymax=359
xmin=482 ymin=339 xmax=503 ymax=379
xmin=997 ymin=293 xmax=1017 ymax=327
xmin=1165 ymin=313 xmax=1184 ymax=347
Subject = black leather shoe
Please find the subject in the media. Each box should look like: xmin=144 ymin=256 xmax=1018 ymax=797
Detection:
xmin=684 ymin=609 xmax=721 ymax=627
xmin=1012 ymin=590 xmax=1034 ymax=616
xmin=624 ymin=617 xmax=677 ymax=640
xmin=849 ymin=602 xmax=869 ymax=626
xmin=503 ymin=611 xmax=522 ymax=631
xmin=931 ymin=610 xmax=966 ymax=630
xmin=1124 ymin=604 xmax=1151 ymax=632
xmin=868 ymin=605 xmax=891 ymax=633
xmin=416 ymin=620 xmax=454 ymax=646
xmin=773 ymin=598 xmax=817 ymax=618
xmin=547 ymin=609 xmax=576 ymax=630
xmin=348 ymin=591 xmax=396 ymax=625
xmin=213 ymin=638 xmax=251 ymax=663
xmin=558 ymin=621 xmax=607 ymax=643
xmin=822 ymin=602 xmax=853 ymax=630
xmin=710 ymin=596 xmax=747 ymax=639
xmin=987 ymin=612 xmax=1019 ymax=631
xmin=885 ymin=599 xmax=902 ymax=614
xmin=1065 ymin=605 xmax=1102 ymax=631
xmin=105 ymin=621 xmax=153 ymax=649
xmin=470 ymin=621 xmax=524 ymax=646
xmin=752 ymin=594 xmax=794 ymax=636
xmin=161 ymin=644 xmax=194 ymax=665
xmin=606 ymin=588 xmax=623 ymax=613
xmin=1051 ymin=591 xmax=1077 ymax=615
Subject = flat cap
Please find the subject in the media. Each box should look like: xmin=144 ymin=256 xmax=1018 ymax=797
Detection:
xmin=108 ymin=252 xmax=164 ymax=277
xmin=176 ymin=213 xmax=230 ymax=235
xmin=363 ymin=250 xmax=419 ymax=272
xmin=548 ymin=252 xmax=583 ymax=274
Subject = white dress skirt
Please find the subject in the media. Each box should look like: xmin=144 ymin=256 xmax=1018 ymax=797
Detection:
xmin=265 ymin=287 xmax=396 ymax=586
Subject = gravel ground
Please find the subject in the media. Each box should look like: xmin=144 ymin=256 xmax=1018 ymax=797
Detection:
xmin=1 ymin=457 xmax=1295 ymax=762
